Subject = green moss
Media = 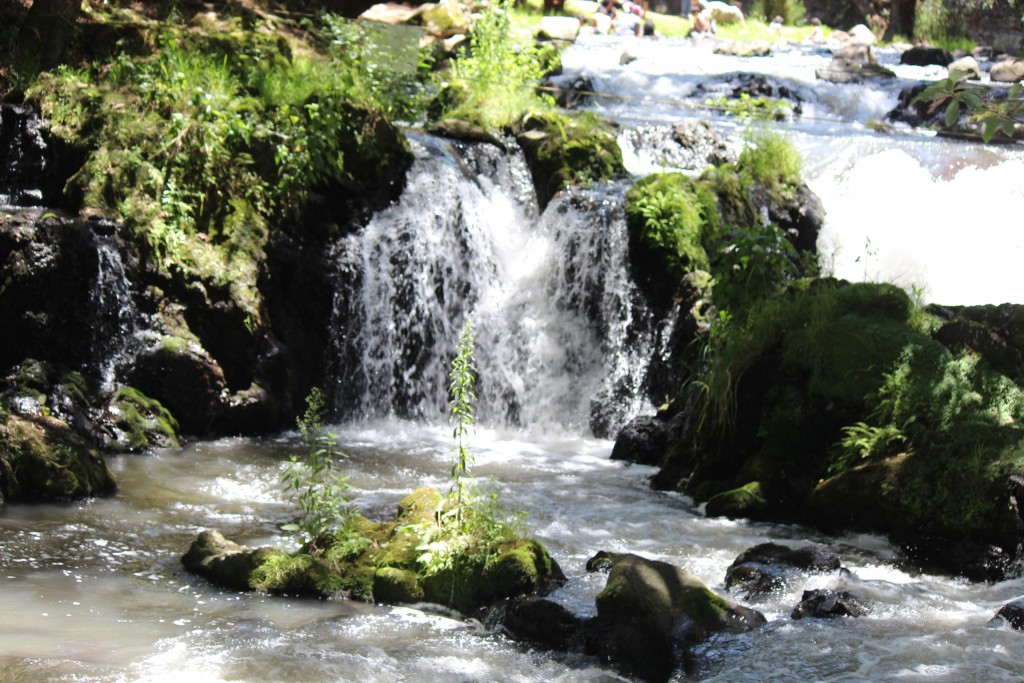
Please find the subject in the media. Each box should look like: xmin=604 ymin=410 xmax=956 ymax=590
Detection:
xmin=515 ymin=110 xmax=626 ymax=208
xmin=0 ymin=414 xmax=116 ymax=501
xmin=373 ymin=567 xmax=425 ymax=603
xmin=107 ymin=387 xmax=180 ymax=451
xmin=704 ymin=481 xmax=768 ymax=519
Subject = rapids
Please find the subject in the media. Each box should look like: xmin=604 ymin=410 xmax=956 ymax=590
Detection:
xmin=3 ymin=32 xmax=1024 ymax=683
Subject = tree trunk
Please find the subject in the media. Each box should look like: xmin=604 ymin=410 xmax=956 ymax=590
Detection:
xmin=19 ymin=0 xmax=81 ymax=69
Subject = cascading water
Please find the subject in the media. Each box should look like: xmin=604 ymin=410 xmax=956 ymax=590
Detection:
xmin=554 ymin=35 xmax=1024 ymax=305
xmin=331 ymin=133 xmax=665 ymax=435
xmin=89 ymin=233 xmax=140 ymax=390
xmin=6 ymin=32 xmax=1024 ymax=683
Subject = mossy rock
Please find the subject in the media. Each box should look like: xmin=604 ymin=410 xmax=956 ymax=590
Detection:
xmin=705 ymin=481 xmax=769 ymax=520
xmin=373 ymin=566 xmax=425 ymax=603
xmin=183 ymin=488 xmax=564 ymax=611
xmin=0 ymin=413 xmax=117 ymax=503
xmin=514 ymin=111 xmax=625 ymax=209
xmin=100 ymin=387 xmax=180 ymax=452
xmin=586 ymin=552 xmax=765 ymax=682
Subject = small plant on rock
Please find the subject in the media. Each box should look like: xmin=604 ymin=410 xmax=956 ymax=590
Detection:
xmin=282 ymin=388 xmax=352 ymax=545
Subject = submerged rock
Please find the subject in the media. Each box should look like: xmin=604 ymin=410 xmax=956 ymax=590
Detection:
xmin=585 ymin=551 xmax=765 ymax=682
xmin=725 ymin=542 xmax=842 ymax=600
xmin=791 ymin=589 xmax=869 ymax=619
xmin=989 ymin=599 xmax=1024 ymax=630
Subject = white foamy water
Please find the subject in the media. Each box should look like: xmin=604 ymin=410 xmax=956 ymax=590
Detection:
xmin=1 ymin=422 xmax=1022 ymax=681
xmin=557 ymin=33 xmax=1024 ymax=306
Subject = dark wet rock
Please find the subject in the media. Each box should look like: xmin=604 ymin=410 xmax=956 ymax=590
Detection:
xmin=515 ymin=111 xmax=625 ymax=210
xmin=669 ymin=120 xmax=734 ymax=168
xmin=128 ymin=337 xmax=228 ymax=436
xmin=502 ymin=596 xmax=588 ymax=650
xmin=584 ymin=551 xmax=765 ymax=682
xmin=725 ymin=542 xmax=843 ymax=600
xmin=0 ymin=104 xmax=67 ymax=208
xmin=990 ymin=599 xmax=1024 ymax=629
xmin=611 ymin=415 xmax=669 ymax=466
xmin=705 ymin=481 xmax=769 ymax=520
xmin=0 ymin=214 xmax=135 ymax=376
xmin=545 ymin=76 xmax=594 ymax=109
xmin=0 ymin=412 xmax=117 ymax=503
xmin=900 ymin=45 xmax=953 ymax=67
xmin=791 ymin=589 xmax=869 ymax=619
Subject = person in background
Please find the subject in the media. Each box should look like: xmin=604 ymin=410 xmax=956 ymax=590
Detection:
xmin=769 ymin=15 xmax=783 ymax=32
xmin=809 ymin=17 xmax=824 ymax=43
xmin=614 ymin=6 xmax=643 ymax=35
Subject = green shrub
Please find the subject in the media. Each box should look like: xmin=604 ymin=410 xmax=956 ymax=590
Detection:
xmin=437 ymin=0 xmax=554 ymax=129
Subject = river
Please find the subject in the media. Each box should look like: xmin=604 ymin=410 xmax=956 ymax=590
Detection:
xmin=3 ymin=32 xmax=1024 ymax=682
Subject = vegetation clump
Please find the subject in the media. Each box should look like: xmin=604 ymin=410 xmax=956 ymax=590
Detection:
xmin=515 ymin=110 xmax=626 ymax=208
xmin=187 ymin=325 xmax=562 ymax=611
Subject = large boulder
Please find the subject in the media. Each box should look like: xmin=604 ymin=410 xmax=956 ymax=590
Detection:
xmin=900 ymin=45 xmax=953 ymax=67
xmin=816 ymin=45 xmax=896 ymax=83
xmin=128 ymin=336 xmax=228 ymax=436
xmin=0 ymin=413 xmax=116 ymax=503
xmin=948 ymin=55 xmax=982 ymax=80
xmin=585 ymin=551 xmax=765 ymax=682
xmin=515 ymin=111 xmax=625 ymax=210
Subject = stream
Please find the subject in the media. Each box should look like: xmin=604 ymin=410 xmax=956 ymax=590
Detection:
xmin=3 ymin=33 xmax=1024 ymax=682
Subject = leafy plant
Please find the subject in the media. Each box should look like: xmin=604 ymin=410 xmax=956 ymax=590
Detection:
xmin=282 ymin=388 xmax=352 ymax=544
xmin=438 ymin=0 xmax=554 ymax=129
xmin=448 ymin=318 xmax=477 ymax=525
xmin=831 ymin=421 xmax=907 ymax=473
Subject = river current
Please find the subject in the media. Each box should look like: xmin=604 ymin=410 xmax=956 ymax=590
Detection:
xmin=3 ymin=32 xmax=1024 ymax=682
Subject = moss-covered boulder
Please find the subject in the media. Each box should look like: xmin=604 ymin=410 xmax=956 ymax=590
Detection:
xmin=584 ymin=551 xmax=765 ymax=682
xmin=515 ymin=111 xmax=626 ymax=210
xmin=182 ymin=488 xmax=564 ymax=613
xmin=655 ymin=277 xmax=1024 ymax=579
xmin=705 ymin=481 xmax=769 ymax=520
xmin=97 ymin=387 xmax=180 ymax=451
xmin=0 ymin=413 xmax=116 ymax=503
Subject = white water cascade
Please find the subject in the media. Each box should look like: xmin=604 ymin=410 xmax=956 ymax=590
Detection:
xmin=331 ymin=134 xmax=667 ymax=435
xmin=555 ymin=35 xmax=1024 ymax=305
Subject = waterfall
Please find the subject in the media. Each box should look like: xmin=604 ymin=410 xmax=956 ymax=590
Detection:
xmin=89 ymin=231 xmax=139 ymax=391
xmin=331 ymin=134 xmax=665 ymax=435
